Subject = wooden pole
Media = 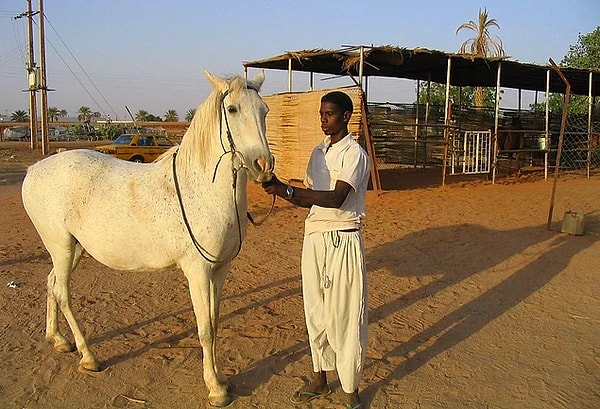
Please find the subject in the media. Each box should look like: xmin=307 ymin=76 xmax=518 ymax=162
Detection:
xmin=287 ymin=58 xmax=292 ymax=92
xmin=38 ymin=0 xmax=50 ymax=155
xmin=547 ymin=59 xmax=571 ymax=231
xmin=441 ymin=57 xmax=451 ymax=186
xmin=360 ymin=97 xmax=381 ymax=193
xmin=25 ymin=0 xmax=38 ymax=150
xmin=492 ymin=62 xmax=502 ymax=183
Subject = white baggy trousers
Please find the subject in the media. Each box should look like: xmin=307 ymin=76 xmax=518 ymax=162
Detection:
xmin=301 ymin=230 xmax=368 ymax=393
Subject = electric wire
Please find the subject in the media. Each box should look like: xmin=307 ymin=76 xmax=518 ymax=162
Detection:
xmin=42 ymin=13 xmax=118 ymax=117
xmin=37 ymin=23 xmax=108 ymax=116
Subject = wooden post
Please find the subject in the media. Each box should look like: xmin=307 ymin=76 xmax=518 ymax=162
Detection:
xmin=441 ymin=57 xmax=452 ymax=186
xmin=38 ymin=0 xmax=50 ymax=155
xmin=360 ymin=97 xmax=381 ymax=192
xmin=25 ymin=0 xmax=38 ymax=150
xmin=547 ymin=59 xmax=571 ymax=231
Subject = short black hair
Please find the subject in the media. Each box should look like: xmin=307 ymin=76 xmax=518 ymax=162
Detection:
xmin=321 ymin=91 xmax=353 ymax=114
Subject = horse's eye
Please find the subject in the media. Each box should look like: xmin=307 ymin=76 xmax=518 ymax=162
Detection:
xmin=227 ymin=105 xmax=237 ymax=114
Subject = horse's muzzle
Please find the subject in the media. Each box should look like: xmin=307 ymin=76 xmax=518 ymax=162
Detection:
xmin=254 ymin=156 xmax=274 ymax=183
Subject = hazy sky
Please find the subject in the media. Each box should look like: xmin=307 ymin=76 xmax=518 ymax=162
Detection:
xmin=1 ymin=0 xmax=598 ymax=120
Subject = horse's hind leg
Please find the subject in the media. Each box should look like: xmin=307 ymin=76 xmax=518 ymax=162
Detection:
xmin=46 ymin=238 xmax=101 ymax=371
xmin=46 ymin=266 xmax=75 ymax=353
xmin=46 ymin=242 xmax=84 ymax=352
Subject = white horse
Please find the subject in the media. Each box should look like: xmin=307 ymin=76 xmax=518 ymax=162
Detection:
xmin=21 ymin=71 xmax=273 ymax=407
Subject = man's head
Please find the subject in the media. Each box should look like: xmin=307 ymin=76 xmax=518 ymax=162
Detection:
xmin=321 ymin=91 xmax=353 ymax=115
xmin=319 ymin=91 xmax=353 ymax=138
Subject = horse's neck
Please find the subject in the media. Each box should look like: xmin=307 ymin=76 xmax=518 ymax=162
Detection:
xmin=176 ymin=107 xmax=249 ymax=208
xmin=175 ymin=141 xmax=248 ymax=210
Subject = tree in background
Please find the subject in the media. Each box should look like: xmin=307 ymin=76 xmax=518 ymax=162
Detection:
xmin=185 ymin=108 xmax=196 ymax=122
xmin=77 ymin=106 xmax=92 ymax=122
xmin=96 ymin=123 xmax=122 ymax=140
xmin=564 ymin=26 xmax=600 ymax=69
xmin=135 ymin=110 xmax=150 ymax=121
xmin=532 ymin=26 xmax=600 ymax=114
xmin=48 ymin=107 xmax=68 ymax=122
xmin=11 ymin=110 xmax=29 ymax=122
xmin=456 ymin=8 xmax=505 ymax=108
xmin=416 ymin=83 xmax=496 ymax=109
xmin=135 ymin=110 xmax=162 ymax=122
xmin=164 ymin=109 xmax=179 ymax=122
xmin=48 ymin=107 xmax=60 ymax=122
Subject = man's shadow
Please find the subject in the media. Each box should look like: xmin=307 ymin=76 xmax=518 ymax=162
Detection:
xmin=360 ymin=223 xmax=597 ymax=406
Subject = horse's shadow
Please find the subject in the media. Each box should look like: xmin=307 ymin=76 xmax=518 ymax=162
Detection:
xmin=94 ymin=275 xmax=300 ymax=369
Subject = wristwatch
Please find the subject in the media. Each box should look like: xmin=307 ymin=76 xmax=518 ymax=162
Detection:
xmin=285 ymin=184 xmax=294 ymax=200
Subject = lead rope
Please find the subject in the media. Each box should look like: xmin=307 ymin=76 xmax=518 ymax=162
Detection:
xmin=172 ymin=89 xmax=274 ymax=263
xmin=172 ymin=149 xmax=242 ymax=264
xmin=247 ymin=193 xmax=276 ymax=226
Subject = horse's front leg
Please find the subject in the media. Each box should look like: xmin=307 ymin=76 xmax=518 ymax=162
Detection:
xmin=184 ymin=263 xmax=230 ymax=407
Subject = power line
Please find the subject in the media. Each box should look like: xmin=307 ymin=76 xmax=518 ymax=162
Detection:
xmin=42 ymin=13 xmax=118 ymax=117
xmin=10 ymin=14 xmax=27 ymax=64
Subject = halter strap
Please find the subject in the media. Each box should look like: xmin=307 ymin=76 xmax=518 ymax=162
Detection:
xmin=171 ymin=85 xmax=273 ymax=263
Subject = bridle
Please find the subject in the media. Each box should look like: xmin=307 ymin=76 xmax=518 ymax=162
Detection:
xmin=172 ymin=87 xmax=275 ymax=264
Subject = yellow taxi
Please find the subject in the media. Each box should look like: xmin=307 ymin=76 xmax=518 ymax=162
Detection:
xmin=95 ymin=133 xmax=176 ymax=163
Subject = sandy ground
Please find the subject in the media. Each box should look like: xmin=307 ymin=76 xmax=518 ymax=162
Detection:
xmin=1 ymin=141 xmax=599 ymax=409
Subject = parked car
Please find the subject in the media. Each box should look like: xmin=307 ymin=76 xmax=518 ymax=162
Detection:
xmin=95 ymin=133 xmax=176 ymax=163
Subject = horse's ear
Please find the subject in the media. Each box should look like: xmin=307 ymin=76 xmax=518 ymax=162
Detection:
xmin=252 ymin=70 xmax=265 ymax=90
xmin=204 ymin=70 xmax=228 ymax=94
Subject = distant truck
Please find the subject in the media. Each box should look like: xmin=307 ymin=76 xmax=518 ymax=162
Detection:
xmin=2 ymin=125 xmax=69 ymax=142
xmin=3 ymin=126 xmax=29 ymax=141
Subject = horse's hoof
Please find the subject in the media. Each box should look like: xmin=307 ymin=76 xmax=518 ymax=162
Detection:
xmin=208 ymin=393 xmax=232 ymax=407
xmin=53 ymin=341 xmax=75 ymax=353
xmin=78 ymin=359 xmax=104 ymax=373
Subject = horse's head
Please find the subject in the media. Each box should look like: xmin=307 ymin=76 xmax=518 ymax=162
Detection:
xmin=205 ymin=70 xmax=273 ymax=184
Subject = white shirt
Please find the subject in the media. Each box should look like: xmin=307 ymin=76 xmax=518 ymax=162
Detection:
xmin=303 ymin=133 xmax=370 ymax=234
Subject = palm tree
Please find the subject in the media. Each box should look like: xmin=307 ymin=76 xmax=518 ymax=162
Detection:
xmin=185 ymin=108 xmax=196 ymax=122
xmin=59 ymin=109 xmax=68 ymax=119
xmin=77 ymin=106 xmax=92 ymax=122
xmin=135 ymin=110 xmax=150 ymax=122
xmin=164 ymin=109 xmax=179 ymax=122
xmin=456 ymin=8 xmax=505 ymax=107
xmin=11 ymin=110 xmax=29 ymax=122
xmin=48 ymin=107 xmax=60 ymax=122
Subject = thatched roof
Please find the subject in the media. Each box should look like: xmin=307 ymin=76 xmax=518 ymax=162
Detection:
xmin=244 ymin=46 xmax=600 ymax=97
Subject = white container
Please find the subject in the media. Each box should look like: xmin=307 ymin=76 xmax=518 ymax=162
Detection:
xmin=560 ymin=211 xmax=585 ymax=235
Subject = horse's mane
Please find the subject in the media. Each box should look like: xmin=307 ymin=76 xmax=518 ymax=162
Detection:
xmin=161 ymin=75 xmax=256 ymax=173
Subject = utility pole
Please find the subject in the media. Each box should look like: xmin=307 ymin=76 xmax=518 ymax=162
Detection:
xmin=15 ymin=1 xmax=39 ymax=150
xmin=38 ymin=0 xmax=49 ymax=155
xmin=14 ymin=0 xmax=50 ymax=154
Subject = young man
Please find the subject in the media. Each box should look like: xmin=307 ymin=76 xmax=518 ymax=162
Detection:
xmin=262 ymin=91 xmax=370 ymax=409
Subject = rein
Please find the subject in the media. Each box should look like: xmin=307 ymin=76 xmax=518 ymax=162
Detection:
xmin=172 ymin=88 xmax=274 ymax=264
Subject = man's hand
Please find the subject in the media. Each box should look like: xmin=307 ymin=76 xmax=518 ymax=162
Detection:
xmin=262 ymin=174 xmax=284 ymax=196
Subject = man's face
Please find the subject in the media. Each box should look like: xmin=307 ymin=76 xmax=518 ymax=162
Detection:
xmin=319 ymin=101 xmax=348 ymax=136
